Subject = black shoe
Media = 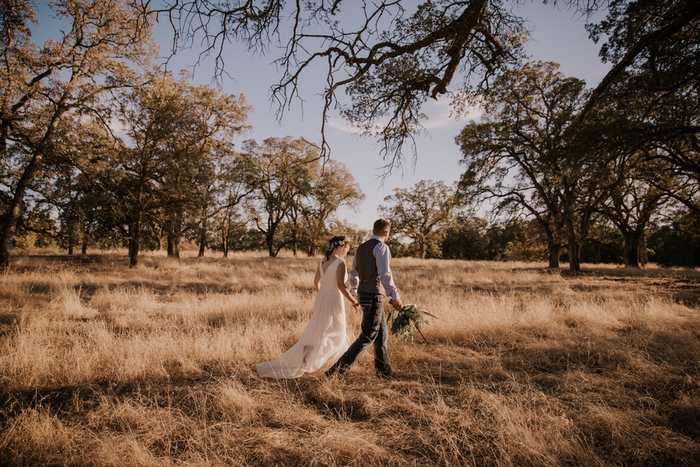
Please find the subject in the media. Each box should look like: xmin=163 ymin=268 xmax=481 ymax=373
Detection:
xmin=376 ymin=370 xmax=394 ymax=379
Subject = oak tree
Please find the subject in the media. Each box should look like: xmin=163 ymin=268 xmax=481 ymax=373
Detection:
xmin=241 ymin=136 xmax=319 ymax=257
xmin=291 ymin=159 xmax=364 ymax=256
xmin=379 ymin=179 xmax=460 ymax=259
xmin=457 ymin=62 xmax=604 ymax=270
xmin=108 ymin=72 xmax=250 ymax=265
xmin=0 ymin=0 xmax=154 ymax=267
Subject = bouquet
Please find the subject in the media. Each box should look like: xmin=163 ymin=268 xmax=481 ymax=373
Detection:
xmin=390 ymin=303 xmax=435 ymax=342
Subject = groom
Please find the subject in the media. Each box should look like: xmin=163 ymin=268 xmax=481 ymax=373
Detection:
xmin=326 ymin=218 xmax=403 ymax=378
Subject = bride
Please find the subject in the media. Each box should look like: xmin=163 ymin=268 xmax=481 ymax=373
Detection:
xmin=256 ymin=236 xmax=359 ymax=379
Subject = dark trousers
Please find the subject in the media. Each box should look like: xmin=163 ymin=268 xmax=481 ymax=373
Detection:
xmin=327 ymin=292 xmax=391 ymax=376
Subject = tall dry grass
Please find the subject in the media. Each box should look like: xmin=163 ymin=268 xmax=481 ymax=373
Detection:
xmin=1 ymin=251 xmax=699 ymax=466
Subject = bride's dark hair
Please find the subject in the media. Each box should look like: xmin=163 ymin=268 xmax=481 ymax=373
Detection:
xmin=324 ymin=236 xmax=349 ymax=261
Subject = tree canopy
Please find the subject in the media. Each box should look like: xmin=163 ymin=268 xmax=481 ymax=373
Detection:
xmin=379 ymin=180 xmax=460 ymax=259
xmin=149 ymin=0 xmax=699 ymax=171
xmin=151 ymin=0 xmax=531 ymax=168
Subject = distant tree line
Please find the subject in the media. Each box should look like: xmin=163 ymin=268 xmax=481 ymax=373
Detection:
xmin=376 ymin=179 xmax=700 ymax=268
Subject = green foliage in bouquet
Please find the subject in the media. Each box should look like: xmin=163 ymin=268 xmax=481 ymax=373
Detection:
xmin=390 ymin=304 xmax=430 ymax=341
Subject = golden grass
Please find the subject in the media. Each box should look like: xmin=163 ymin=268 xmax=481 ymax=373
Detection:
xmin=1 ymin=251 xmax=700 ymax=466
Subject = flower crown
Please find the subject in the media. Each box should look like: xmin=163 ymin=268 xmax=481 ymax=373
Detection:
xmin=328 ymin=237 xmax=349 ymax=250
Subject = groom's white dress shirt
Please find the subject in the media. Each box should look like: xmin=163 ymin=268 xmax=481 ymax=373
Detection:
xmin=348 ymin=235 xmax=401 ymax=302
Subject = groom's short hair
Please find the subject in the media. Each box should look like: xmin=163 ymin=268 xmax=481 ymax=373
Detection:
xmin=373 ymin=218 xmax=391 ymax=234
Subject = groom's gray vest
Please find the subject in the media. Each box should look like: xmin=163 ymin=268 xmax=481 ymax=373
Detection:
xmin=356 ymin=238 xmax=383 ymax=295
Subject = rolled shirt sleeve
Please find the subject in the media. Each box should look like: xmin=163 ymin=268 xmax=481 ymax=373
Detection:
xmin=374 ymin=241 xmax=400 ymax=302
xmin=348 ymin=253 xmax=359 ymax=297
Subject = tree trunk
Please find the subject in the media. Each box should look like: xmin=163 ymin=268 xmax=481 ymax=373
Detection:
xmin=418 ymin=234 xmax=426 ymax=259
xmin=128 ymin=185 xmax=145 ymax=267
xmin=548 ymin=242 xmax=561 ymax=268
xmin=567 ymin=241 xmax=581 ymax=271
xmin=621 ymin=229 xmax=644 ymax=268
xmin=265 ymin=222 xmax=278 ymax=257
xmin=565 ymin=219 xmax=581 ymax=271
xmin=639 ymin=231 xmax=648 ymax=267
xmin=291 ymin=232 xmax=298 ymax=256
xmin=221 ymin=225 xmax=229 ymax=258
xmin=128 ymin=221 xmax=140 ymax=267
xmin=166 ymin=212 xmax=182 ymax=258
xmin=67 ymin=215 xmax=77 ymax=255
xmin=533 ymin=217 xmax=562 ymax=269
xmin=197 ymin=228 xmax=205 ymax=257
xmin=197 ymin=214 xmax=207 ymax=258
xmin=0 ymin=152 xmax=43 ymax=268
xmin=81 ymin=223 xmax=89 ymax=255
xmin=1 ymin=92 xmax=68 ymax=268
xmin=167 ymin=234 xmax=180 ymax=258
xmin=267 ymin=236 xmax=276 ymax=257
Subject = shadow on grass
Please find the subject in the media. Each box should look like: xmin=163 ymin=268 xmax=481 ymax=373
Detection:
xmin=2 ymin=326 xmax=699 ymax=466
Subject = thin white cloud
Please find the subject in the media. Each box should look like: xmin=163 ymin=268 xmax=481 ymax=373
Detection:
xmin=327 ymin=118 xmax=363 ymax=134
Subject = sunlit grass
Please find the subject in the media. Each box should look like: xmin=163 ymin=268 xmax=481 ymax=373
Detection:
xmin=1 ymin=251 xmax=699 ymax=465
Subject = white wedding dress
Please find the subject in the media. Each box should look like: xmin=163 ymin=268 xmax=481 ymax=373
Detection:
xmin=256 ymin=258 xmax=351 ymax=379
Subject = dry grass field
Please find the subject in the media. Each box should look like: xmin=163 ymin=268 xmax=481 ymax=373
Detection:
xmin=1 ymin=250 xmax=699 ymax=466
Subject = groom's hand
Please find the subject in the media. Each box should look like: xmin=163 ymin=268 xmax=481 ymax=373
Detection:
xmin=391 ymin=298 xmax=403 ymax=311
